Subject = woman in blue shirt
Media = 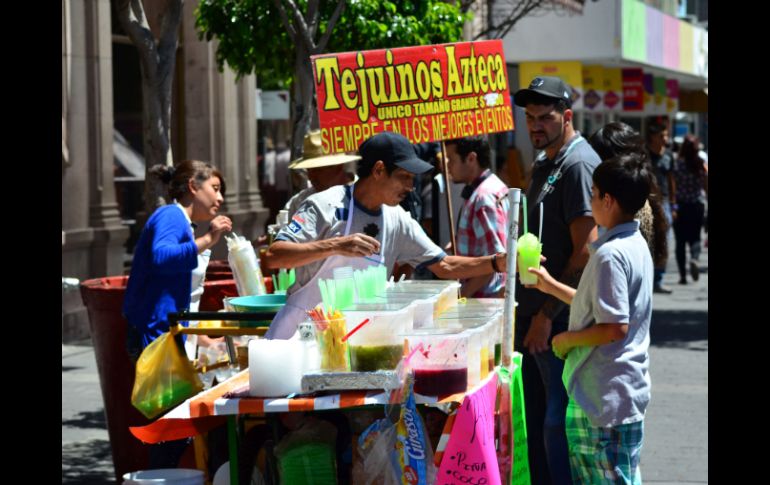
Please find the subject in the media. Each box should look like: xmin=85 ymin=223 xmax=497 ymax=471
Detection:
xmin=124 ymin=159 xmax=232 ymax=356
xmin=123 ymin=160 xmax=232 ymax=469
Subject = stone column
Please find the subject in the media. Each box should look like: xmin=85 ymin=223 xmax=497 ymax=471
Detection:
xmin=62 ymin=0 xmax=129 ymax=341
xmin=182 ymin=1 xmax=269 ymax=259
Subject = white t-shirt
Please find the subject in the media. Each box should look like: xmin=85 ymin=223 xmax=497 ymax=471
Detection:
xmin=275 ymin=185 xmax=445 ymax=294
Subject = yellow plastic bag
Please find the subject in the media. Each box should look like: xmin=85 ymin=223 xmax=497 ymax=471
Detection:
xmin=131 ymin=328 xmax=203 ymax=419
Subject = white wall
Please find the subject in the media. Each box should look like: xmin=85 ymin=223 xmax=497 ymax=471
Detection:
xmin=499 ymin=0 xmax=619 ymax=63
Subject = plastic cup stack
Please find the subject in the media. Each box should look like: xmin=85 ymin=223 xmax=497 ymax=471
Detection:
xmin=332 ymin=266 xmax=355 ymax=310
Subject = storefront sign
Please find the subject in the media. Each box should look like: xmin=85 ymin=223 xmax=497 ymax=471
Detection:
xmin=654 ymin=76 xmax=667 ymax=114
xmin=256 ymin=90 xmax=290 ymax=120
xmin=622 ymin=68 xmax=644 ymax=111
xmin=519 ymin=61 xmax=584 ymax=111
xmin=582 ymin=65 xmax=605 ymax=111
xmin=643 ymin=73 xmax=655 ymax=114
xmin=603 ymin=67 xmax=623 ymax=112
xmin=311 ymin=40 xmax=514 ymax=154
xmin=666 ymin=79 xmax=680 ymax=113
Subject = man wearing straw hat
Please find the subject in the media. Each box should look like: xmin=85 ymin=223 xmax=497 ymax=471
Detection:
xmin=513 ymin=76 xmax=601 ymax=485
xmin=284 ymin=130 xmax=360 ymax=218
xmin=263 ymin=131 xmax=509 ymax=340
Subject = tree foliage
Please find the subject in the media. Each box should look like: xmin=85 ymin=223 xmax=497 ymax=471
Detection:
xmin=195 ymin=1 xmax=470 ymax=90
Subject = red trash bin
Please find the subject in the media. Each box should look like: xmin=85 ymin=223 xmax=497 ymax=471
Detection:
xmin=80 ymin=276 xmax=151 ymax=482
xmin=199 ymin=278 xmax=238 ymax=311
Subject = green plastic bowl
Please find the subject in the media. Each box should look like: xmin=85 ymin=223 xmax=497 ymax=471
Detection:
xmin=227 ymin=294 xmax=287 ymax=327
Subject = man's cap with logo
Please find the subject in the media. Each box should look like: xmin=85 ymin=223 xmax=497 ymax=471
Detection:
xmin=513 ymin=76 xmax=573 ymax=108
xmin=359 ymin=132 xmax=433 ymax=175
xmin=289 ymin=130 xmax=360 ymax=170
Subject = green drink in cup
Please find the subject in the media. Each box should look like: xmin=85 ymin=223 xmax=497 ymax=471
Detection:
xmin=517 ymin=233 xmax=542 ymax=285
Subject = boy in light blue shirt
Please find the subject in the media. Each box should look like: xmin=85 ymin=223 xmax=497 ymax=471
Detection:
xmin=525 ymin=153 xmax=653 ymax=484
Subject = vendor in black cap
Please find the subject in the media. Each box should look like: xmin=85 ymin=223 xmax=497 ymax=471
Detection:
xmin=263 ymin=131 xmax=509 ymax=339
xmin=512 ymin=76 xmax=602 ymax=484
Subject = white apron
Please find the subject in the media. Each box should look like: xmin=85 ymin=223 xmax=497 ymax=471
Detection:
xmin=184 ymin=248 xmax=212 ymax=359
xmin=265 ymin=184 xmax=386 ymax=339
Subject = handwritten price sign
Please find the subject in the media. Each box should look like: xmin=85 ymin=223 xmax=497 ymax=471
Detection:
xmin=437 ymin=374 xmax=500 ymax=485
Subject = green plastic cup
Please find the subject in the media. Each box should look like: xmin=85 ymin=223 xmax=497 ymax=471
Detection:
xmin=517 ymin=233 xmax=542 ymax=285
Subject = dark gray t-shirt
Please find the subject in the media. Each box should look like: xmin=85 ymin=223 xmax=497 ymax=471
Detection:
xmin=516 ymin=134 xmax=601 ymax=321
xmin=275 ymin=185 xmax=446 ymax=294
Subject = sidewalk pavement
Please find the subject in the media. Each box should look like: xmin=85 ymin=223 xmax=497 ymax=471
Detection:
xmin=640 ymin=240 xmax=708 ymax=484
xmin=62 ymin=343 xmax=114 ymax=484
xmin=62 ymin=242 xmax=708 ymax=484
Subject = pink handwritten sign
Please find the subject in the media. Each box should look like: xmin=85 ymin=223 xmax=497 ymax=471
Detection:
xmin=437 ymin=374 xmax=500 ymax=485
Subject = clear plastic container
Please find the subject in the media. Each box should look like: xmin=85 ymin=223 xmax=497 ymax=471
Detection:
xmin=465 ymin=326 xmax=485 ymax=387
xmin=312 ymin=316 xmax=350 ymax=372
xmin=373 ymin=294 xmax=438 ymax=329
xmin=403 ymin=327 xmax=468 ymax=396
xmin=436 ymin=308 xmax=501 ymax=371
xmin=467 ymin=297 xmax=505 ymax=310
xmin=434 ymin=316 xmax=489 ymax=330
xmin=380 ymin=287 xmax=447 ymax=320
xmin=342 ymin=303 xmax=414 ymax=371
xmin=481 ymin=320 xmax=496 ymax=374
xmin=437 ymin=305 xmax=500 ymax=322
xmin=396 ymin=280 xmax=461 ymax=316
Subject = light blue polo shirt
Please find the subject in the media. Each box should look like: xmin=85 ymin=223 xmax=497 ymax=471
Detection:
xmin=563 ymin=220 xmax=653 ymax=427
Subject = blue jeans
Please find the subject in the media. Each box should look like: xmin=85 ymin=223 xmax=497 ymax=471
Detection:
xmin=516 ymin=316 xmax=572 ymax=485
xmin=655 ymin=201 xmax=674 ymax=286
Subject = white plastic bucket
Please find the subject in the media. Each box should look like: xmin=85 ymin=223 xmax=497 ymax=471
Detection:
xmin=122 ymin=468 xmax=204 ymax=485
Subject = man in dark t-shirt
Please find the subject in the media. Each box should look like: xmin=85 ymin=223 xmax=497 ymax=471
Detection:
xmin=513 ymin=76 xmax=601 ymax=485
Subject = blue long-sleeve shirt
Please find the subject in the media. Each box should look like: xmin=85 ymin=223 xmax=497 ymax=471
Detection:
xmin=123 ymin=204 xmax=199 ymax=348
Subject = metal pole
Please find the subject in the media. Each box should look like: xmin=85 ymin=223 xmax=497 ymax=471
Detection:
xmin=441 ymin=141 xmax=458 ymax=254
xmin=502 ymin=188 xmax=521 ymax=368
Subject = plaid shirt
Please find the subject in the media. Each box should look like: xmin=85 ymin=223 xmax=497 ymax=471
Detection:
xmin=457 ymin=169 xmax=509 ymax=297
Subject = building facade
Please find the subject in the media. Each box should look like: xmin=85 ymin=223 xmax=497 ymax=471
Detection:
xmin=62 ymin=0 xmax=269 ymax=341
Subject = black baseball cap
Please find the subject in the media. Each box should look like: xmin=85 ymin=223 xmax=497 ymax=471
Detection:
xmin=514 ymin=76 xmax=573 ymax=108
xmin=359 ymin=132 xmax=433 ymax=175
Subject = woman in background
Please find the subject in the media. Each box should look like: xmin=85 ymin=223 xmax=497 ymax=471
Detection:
xmin=672 ymin=135 xmax=708 ymax=284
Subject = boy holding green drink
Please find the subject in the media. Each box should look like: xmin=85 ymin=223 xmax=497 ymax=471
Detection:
xmin=524 ymin=153 xmax=653 ymax=484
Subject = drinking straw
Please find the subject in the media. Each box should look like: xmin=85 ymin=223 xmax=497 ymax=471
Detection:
xmin=341 ymin=318 xmax=371 ymax=343
xmin=522 ymin=194 xmax=528 ymax=234
xmin=403 ymin=342 xmax=424 ymax=368
xmin=538 ymin=202 xmax=543 ymax=241
xmin=318 ymin=280 xmax=331 ymax=314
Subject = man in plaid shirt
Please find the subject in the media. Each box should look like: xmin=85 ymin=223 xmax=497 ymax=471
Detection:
xmin=445 ymin=136 xmax=509 ymax=297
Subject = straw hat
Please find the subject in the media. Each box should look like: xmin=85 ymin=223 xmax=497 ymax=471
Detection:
xmin=289 ymin=130 xmax=361 ymax=170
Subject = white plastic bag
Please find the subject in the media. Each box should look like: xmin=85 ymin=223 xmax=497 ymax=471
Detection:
xmin=225 ymin=232 xmax=266 ymax=296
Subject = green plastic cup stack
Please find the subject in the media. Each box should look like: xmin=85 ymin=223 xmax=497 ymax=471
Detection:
xmin=273 ymin=268 xmax=287 ymax=295
xmin=332 ymin=266 xmax=356 ymax=310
